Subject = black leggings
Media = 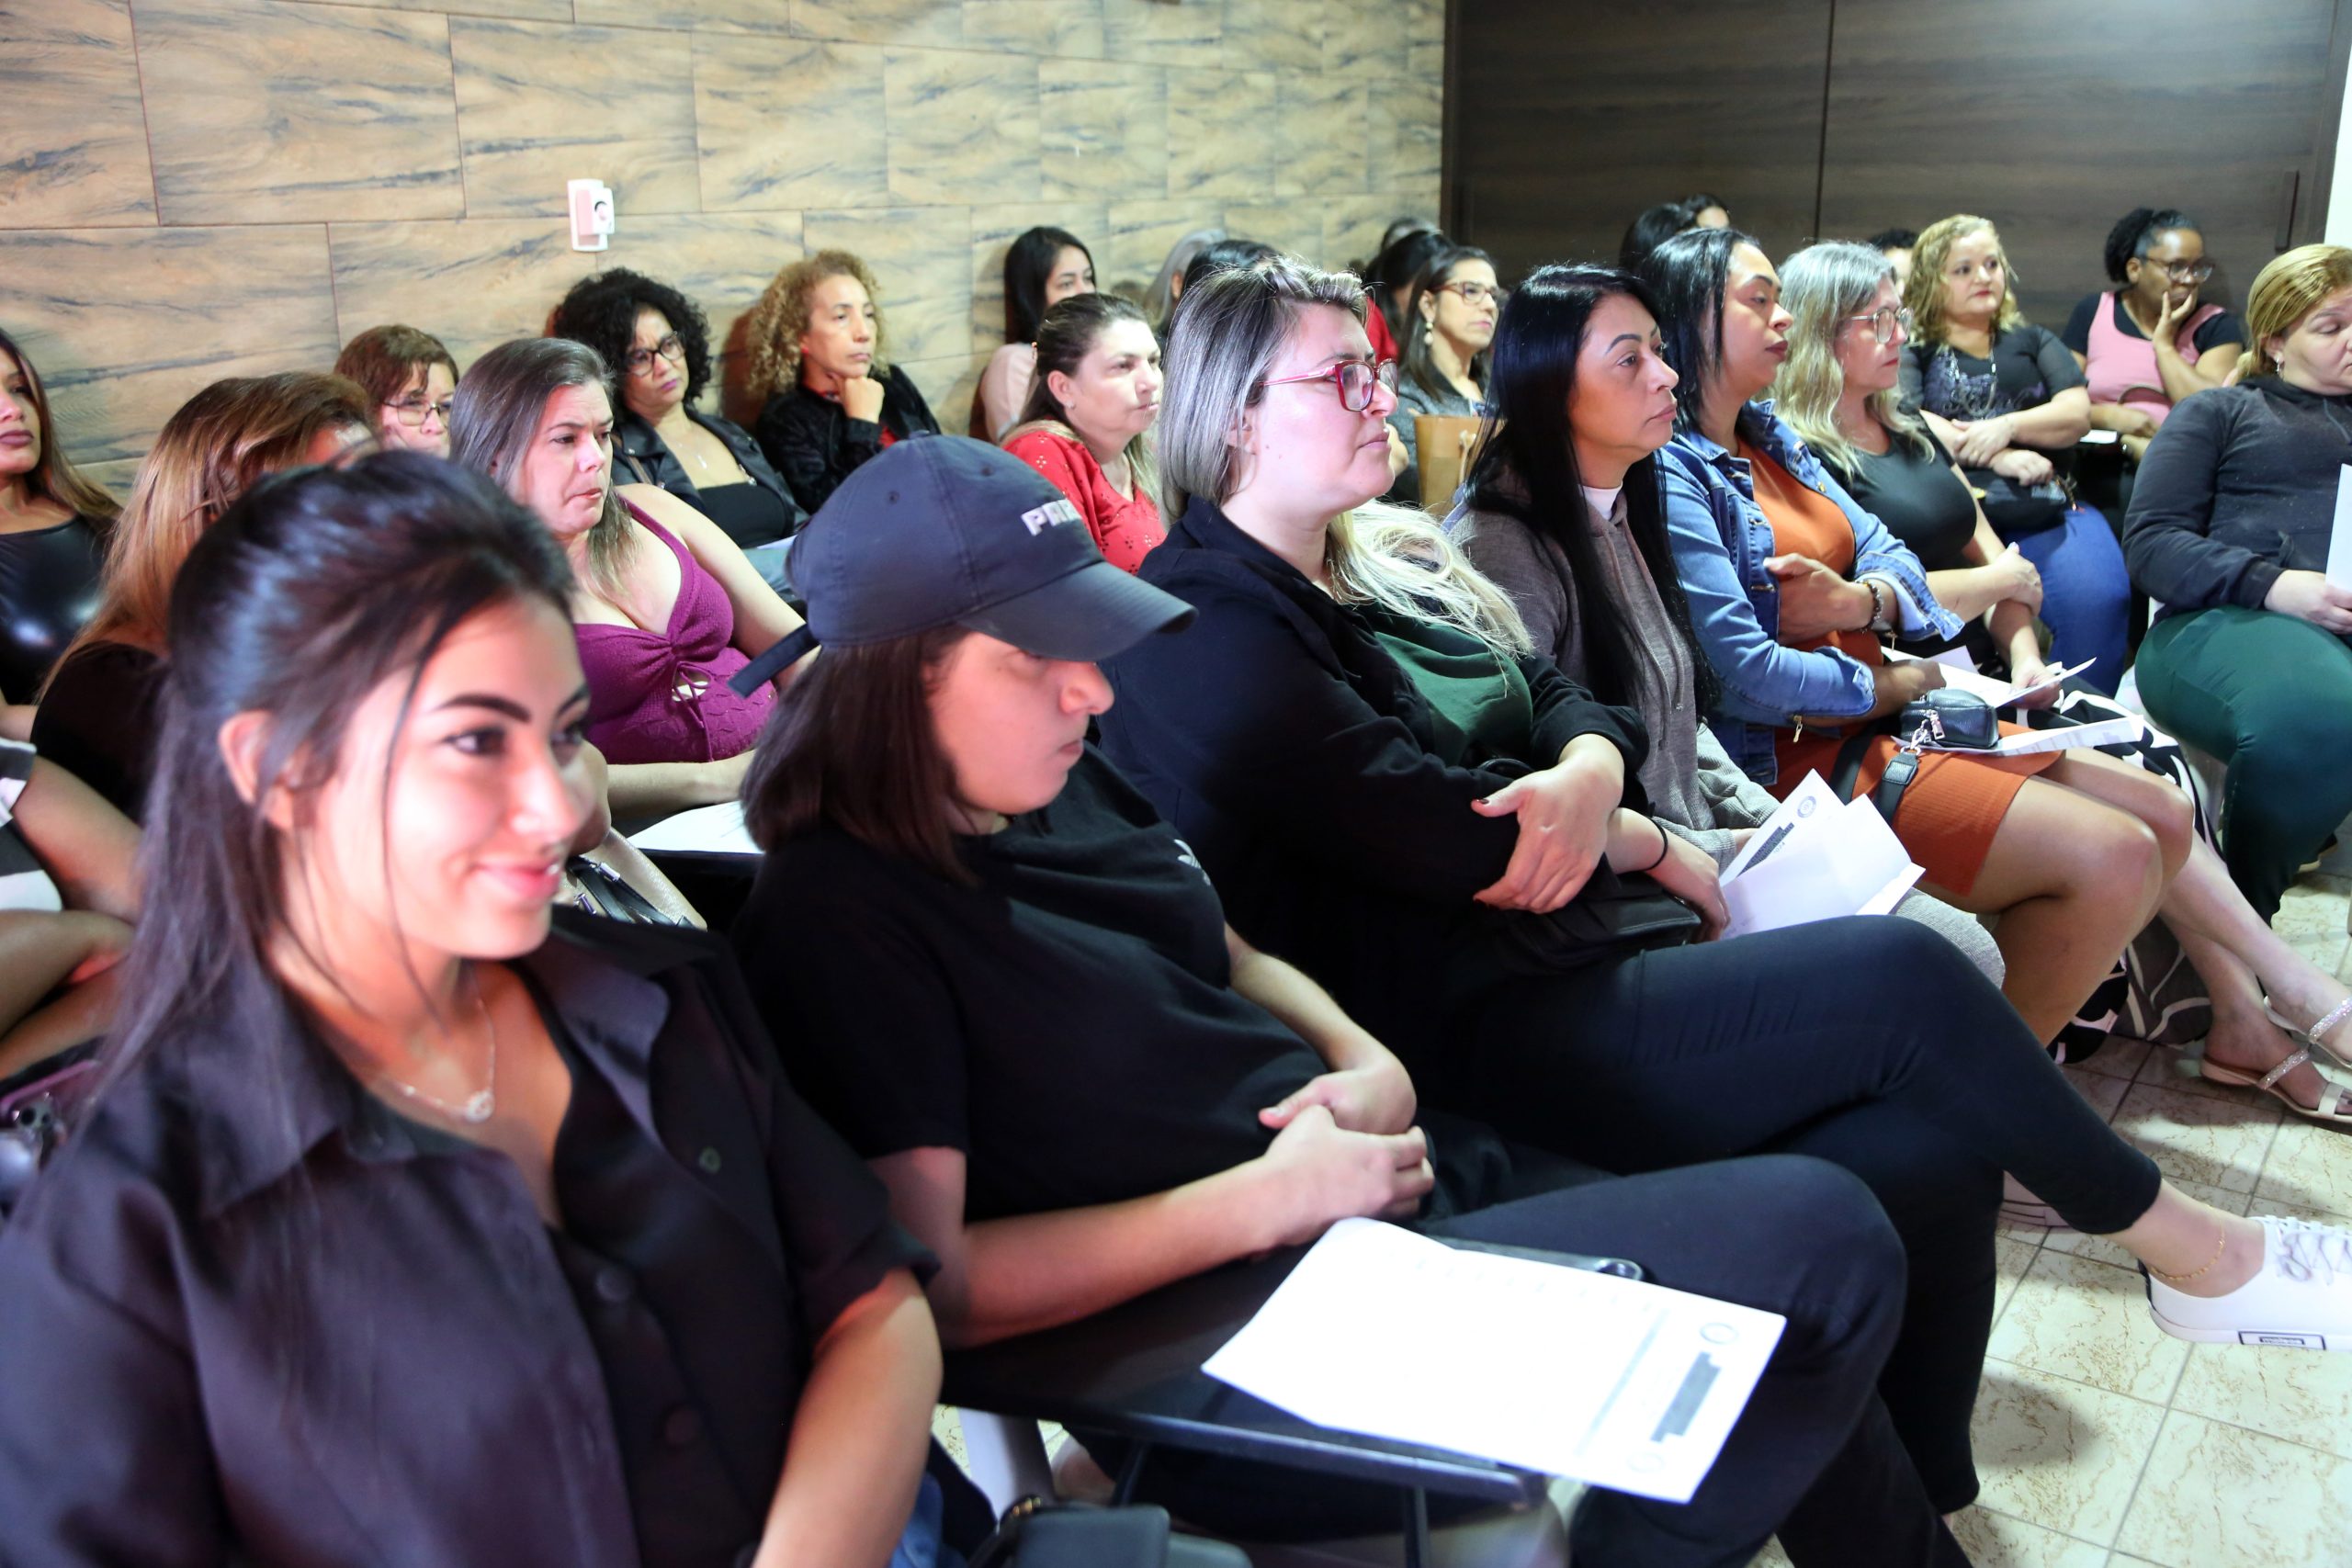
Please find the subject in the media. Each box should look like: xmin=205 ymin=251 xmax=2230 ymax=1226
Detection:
xmin=1434 ymin=916 xmax=2165 ymax=1512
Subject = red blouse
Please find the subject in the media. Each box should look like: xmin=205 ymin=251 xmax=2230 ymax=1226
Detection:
xmin=1003 ymin=428 xmax=1165 ymax=573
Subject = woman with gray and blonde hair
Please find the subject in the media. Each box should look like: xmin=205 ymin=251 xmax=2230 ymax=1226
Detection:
xmin=451 ymin=338 xmax=804 ymax=821
xmin=1097 ymin=256 xmax=2352 ymax=1529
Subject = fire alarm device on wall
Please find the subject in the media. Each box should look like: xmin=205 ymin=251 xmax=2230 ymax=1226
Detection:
xmin=569 ymin=179 xmax=615 ymax=253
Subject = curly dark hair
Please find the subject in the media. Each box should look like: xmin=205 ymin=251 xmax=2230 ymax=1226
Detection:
xmin=548 ymin=267 xmax=715 ymax=408
xmin=2103 ymin=208 xmax=2199 ymax=284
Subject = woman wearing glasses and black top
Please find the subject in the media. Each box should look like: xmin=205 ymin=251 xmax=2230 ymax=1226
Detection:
xmin=1386 ymin=245 xmax=1499 ymax=503
xmin=550 ymin=270 xmax=807 ymax=565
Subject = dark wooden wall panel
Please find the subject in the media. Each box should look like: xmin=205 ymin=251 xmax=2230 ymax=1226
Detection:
xmin=1815 ymin=0 xmax=2336 ymax=325
xmin=1449 ymin=0 xmax=1834 ymax=280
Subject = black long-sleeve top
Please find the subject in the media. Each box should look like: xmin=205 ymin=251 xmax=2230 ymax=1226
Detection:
xmin=752 ymin=366 xmax=940 ymax=515
xmin=2124 ymin=378 xmax=2352 ymax=621
xmin=1097 ymin=495 xmax=1648 ymax=1060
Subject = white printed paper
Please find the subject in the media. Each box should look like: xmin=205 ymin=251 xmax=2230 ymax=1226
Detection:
xmin=1717 ymin=771 xmax=1924 ymax=940
xmin=1984 ymin=716 xmax=2143 ymax=756
xmin=628 ymin=801 xmax=760 ymax=857
xmin=2329 ymin=466 xmax=2352 ymax=592
xmin=1202 ymin=1220 xmax=1784 ymax=1504
xmin=1883 ymin=648 xmax=2094 ymax=708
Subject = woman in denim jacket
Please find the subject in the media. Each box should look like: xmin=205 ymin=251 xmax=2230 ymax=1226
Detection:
xmin=1639 ymin=229 xmax=2352 ymax=1133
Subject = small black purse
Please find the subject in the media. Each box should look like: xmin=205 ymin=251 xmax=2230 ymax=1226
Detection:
xmin=1486 ymin=860 xmax=1702 ymax=973
xmin=1829 ymin=688 xmax=2000 ymax=824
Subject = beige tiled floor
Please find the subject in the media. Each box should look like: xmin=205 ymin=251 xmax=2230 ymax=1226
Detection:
xmin=1889 ymin=870 xmax=2352 ymax=1568
xmin=948 ymin=872 xmax=2352 ymax=1567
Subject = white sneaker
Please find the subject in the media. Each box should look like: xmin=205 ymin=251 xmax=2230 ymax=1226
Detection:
xmin=2147 ymin=1216 xmax=2352 ymax=1349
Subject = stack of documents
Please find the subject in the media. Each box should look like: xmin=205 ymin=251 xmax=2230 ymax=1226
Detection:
xmin=1716 ymin=772 xmax=1922 ymax=939
xmin=1203 ymin=1219 xmax=1784 ymax=1503
xmin=628 ymin=801 xmax=759 ymax=857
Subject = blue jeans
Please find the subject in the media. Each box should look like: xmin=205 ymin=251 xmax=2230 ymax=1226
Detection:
xmin=2010 ymin=505 xmax=2130 ymax=694
xmin=890 ymin=1474 xmax=964 ymax=1568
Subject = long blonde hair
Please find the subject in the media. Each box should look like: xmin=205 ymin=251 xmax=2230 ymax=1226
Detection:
xmin=1777 ymin=241 xmax=1935 ymax=471
xmin=1158 ymin=255 xmax=1529 ymax=655
xmin=743 ymin=251 xmax=888 ymax=403
xmin=1904 ymin=215 xmax=2025 ymax=346
xmin=58 ymin=372 xmax=369 ymax=671
xmin=2237 ymin=243 xmax=2352 ymax=383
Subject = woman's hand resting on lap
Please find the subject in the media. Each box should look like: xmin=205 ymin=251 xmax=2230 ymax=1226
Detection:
xmin=1254 ymin=1106 xmax=1434 ymax=1244
xmin=1472 ymin=743 xmax=1623 ymax=913
xmin=1642 ymin=831 xmax=1728 ymax=940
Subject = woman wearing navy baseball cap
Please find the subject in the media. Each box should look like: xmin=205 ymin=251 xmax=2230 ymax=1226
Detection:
xmin=730 ymin=435 xmax=1970 ymax=1565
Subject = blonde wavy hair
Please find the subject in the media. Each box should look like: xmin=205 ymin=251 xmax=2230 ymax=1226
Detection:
xmin=743 ymin=251 xmax=888 ymax=403
xmin=1159 ymin=254 xmax=1530 ymax=655
xmin=1776 ymin=241 xmax=1935 ymax=472
xmin=58 ymin=371 xmax=369 ymax=671
xmin=2237 ymin=243 xmax=2352 ymax=383
xmin=1904 ymin=215 xmax=2025 ymax=347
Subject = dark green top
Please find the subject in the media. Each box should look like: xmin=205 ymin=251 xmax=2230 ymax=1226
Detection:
xmin=1364 ymin=605 xmax=1536 ymax=767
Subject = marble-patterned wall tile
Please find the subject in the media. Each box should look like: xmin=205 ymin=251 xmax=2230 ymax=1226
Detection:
xmin=1224 ymin=201 xmax=1325 ymax=270
xmin=329 ymin=218 xmax=594 ymax=368
xmin=1323 ymin=0 xmax=1408 ymax=79
xmin=313 ymin=0 xmax=571 ymax=17
xmin=1277 ymin=73 xmax=1367 ymax=199
xmin=1101 ymin=0 xmax=1217 ymax=68
xmin=134 ymin=0 xmax=463 ymax=224
xmin=1378 ymin=72 xmax=1442 ymax=194
xmin=967 ymin=199 xmax=1108 ymax=345
xmin=615 ymin=210 xmax=805 ymax=423
xmin=886 ymin=47 xmax=1039 ymax=207
xmin=1101 ymin=197 xmax=1218 ymax=299
xmin=1221 ymin=0 xmax=1319 ymax=73
xmin=1040 ymin=58 xmax=1165 ymax=200
xmin=1167 ymin=69 xmax=1276 ymax=201
xmin=2 ymin=0 xmax=154 ymax=227
xmin=1324 ymin=194 xmax=1416 ymax=274
xmin=452 ymin=19 xmax=701 ymax=220
xmin=575 ymin=0 xmax=787 ymax=30
xmin=962 ymin=0 xmax=1102 ymax=58
xmin=802 ymin=207 xmax=976 ymax=367
xmin=0 ymin=226 xmax=341 ymax=471
xmin=791 ymin=0 xmax=960 ymax=47
xmin=895 ymin=353 xmax=984 ymax=438
xmin=695 ymin=35 xmax=887 ymax=212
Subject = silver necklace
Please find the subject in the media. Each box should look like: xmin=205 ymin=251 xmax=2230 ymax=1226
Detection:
xmin=377 ymin=971 xmax=499 ymax=1125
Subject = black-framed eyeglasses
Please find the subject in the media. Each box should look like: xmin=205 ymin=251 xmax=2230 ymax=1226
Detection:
xmin=1845 ymin=305 xmax=1915 ymax=345
xmin=382 ymin=396 xmax=454 ymax=428
xmin=1261 ymin=357 xmax=1398 ymax=412
xmin=2149 ymin=260 xmax=2215 ymax=284
xmin=625 ymin=333 xmax=685 ymax=375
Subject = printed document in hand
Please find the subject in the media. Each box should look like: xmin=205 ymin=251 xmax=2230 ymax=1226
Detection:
xmin=2328 ymin=466 xmax=2352 ymax=592
xmin=1715 ymin=770 xmax=1922 ymax=940
xmin=1883 ymin=647 xmax=2095 ymax=707
xmin=628 ymin=801 xmax=760 ymax=857
xmin=1201 ymin=1219 xmax=1784 ymax=1503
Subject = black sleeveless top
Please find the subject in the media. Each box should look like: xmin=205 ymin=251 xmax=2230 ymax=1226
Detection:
xmin=0 ymin=515 xmax=104 ymax=701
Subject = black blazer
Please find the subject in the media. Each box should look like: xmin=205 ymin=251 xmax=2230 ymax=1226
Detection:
xmin=752 ymin=366 xmax=941 ymax=515
xmin=0 ymin=913 xmax=984 ymax=1567
xmin=614 ymin=406 xmax=808 ymax=543
xmin=1098 ymin=496 xmax=1648 ymax=1059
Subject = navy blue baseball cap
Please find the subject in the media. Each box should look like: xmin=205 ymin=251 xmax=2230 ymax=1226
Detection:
xmin=729 ymin=436 xmax=1192 ymax=694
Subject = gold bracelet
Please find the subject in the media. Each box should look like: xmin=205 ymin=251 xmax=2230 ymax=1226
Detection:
xmin=2147 ymin=1222 xmax=2231 ymax=1285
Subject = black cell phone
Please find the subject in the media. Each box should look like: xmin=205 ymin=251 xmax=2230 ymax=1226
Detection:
xmin=1439 ymin=1235 xmax=1647 ymax=1281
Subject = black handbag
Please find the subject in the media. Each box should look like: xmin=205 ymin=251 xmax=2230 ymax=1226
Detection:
xmin=0 ymin=1045 xmax=99 ymax=1224
xmin=1486 ymin=860 xmax=1702 ymax=973
xmin=1828 ymin=689 xmax=1999 ymax=824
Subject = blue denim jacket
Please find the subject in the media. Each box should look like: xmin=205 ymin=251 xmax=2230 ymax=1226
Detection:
xmin=1658 ymin=401 xmax=1964 ymax=784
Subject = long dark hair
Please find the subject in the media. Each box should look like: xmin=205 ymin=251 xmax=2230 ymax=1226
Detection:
xmin=1398 ymin=245 xmax=1495 ymax=402
xmin=1638 ymin=225 xmax=1758 ymax=429
xmin=1465 ymin=265 xmax=1714 ymax=712
xmin=1003 ymin=226 xmax=1093 ymax=344
xmin=1618 ymin=201 xmax=1696 ymax=274
xmin=742 ymin=627 xmax=977 ymax=885
xmin=0 ymin=327 xmax=119 ymax=527
xmin=1364 ymin=227 xmax=1452 ymax=343
xmin=102 ymin=455 xmax=574 ymax=1085
xmin=548 ymin=267 xmax=717 ymax=407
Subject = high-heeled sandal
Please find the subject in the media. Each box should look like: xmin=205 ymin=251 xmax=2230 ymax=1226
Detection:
xmin=2263 ymin=995 xmax=2352 ymax=1073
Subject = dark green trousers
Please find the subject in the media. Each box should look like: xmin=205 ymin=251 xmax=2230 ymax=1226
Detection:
xmin=2136 ymin=605 xmax=2352 ymax=920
